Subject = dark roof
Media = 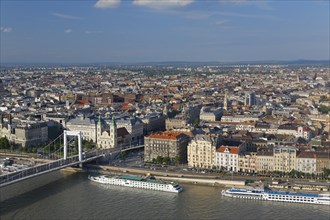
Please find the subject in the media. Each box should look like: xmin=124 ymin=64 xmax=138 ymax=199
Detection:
xmin=117 ymin=127 xmax=129 ymax=137
xmin=278 ymin=123 xmax=297 ymax=130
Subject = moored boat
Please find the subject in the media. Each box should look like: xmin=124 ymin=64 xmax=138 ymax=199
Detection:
xmin=221 ymin=188 xmax=330 ymax=205
xmin=89 ymin=175 xmax=183 ymax=193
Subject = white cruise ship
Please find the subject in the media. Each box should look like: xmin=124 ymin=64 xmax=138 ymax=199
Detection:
xmin=89 ymin=175 xmax=183 ymax=193
xmin=222 ymin=188 xmax=330 ymax=205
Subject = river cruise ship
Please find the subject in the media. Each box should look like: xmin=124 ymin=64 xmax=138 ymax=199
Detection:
xmin=222 ymin=188 xmax=330 ymax=205
xmin=89 ymin=175 xmax=183 ymax=193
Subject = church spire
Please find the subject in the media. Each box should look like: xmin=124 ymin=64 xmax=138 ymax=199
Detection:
xmin=110 ymin=114 xmax=117 ymax=148
xmin=224 ymin=90 xmax=228 ymax=111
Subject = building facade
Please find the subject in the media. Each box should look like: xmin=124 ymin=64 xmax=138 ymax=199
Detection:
xmin=255 ymin=151 xmax=274 ymax=174
xmin=187 ymin=134 xmax=219 ymax=169
xmin=238 ymin=152 xmax=257 ymax=173
xmin=65 ymin=116 xmax=97 ymax=142
xmin=97 ymin=116 xmax=117 ymax=149
xmin=144 ymin=131 xmax=190 ymax=163
xmin=316 ymin=152 xmax=330 ymax=175
xmin=296 ymin=151 xmax=317 ymax=174
xmin=215 ymin=146 xmax=240 ymax=172
xmin=116 ymin=116 xmax=144 ymax=145
xmin=0 ymin=116 xmax=48 ymax=147
xmin=273 ymin=146 xmax=297 ymax=173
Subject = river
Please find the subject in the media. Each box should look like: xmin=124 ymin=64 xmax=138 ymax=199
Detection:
xmin=0 ymin=172 xmax=329 ymax=220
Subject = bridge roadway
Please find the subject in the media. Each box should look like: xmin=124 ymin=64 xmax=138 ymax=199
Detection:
xmin=0 ymin=145 xmax=144 ymax=188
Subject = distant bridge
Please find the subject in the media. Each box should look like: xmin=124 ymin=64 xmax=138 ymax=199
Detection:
xmin=0 ymin=131 xmax=144 ymax=188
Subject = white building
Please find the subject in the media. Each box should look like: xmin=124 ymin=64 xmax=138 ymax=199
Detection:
xmin=97 ymin=116 xmax=117 ymax=149
xmin=296 ymin=151 xmax=317 ymax=174
xmin=65 ymin=115 xmax=97 ymax=142
xmin=215 ymin=146 xmax=240 ymax=172
xmin=296 ymin=126 xmax=311 ymax=141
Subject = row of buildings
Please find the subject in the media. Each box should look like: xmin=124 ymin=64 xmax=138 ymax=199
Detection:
xmin=143 ymin=132 xmax=329 ymax=175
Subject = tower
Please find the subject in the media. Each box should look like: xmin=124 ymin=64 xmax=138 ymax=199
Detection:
xmin=110 ymin=116 xmax=117 ymax=148
xmin=224 ymin=90 xmax=228 ymax=111
xmin=244 ymin=91 xmax=256 ymax=106
xmin=163 ymin=105 xmax=168 ymax=116
xmin=296 ymin=72 xmax=300 ymax=83
xmin=0 ymin=79 xmax=5 ymax=95
xmin=97 ymin=115 xmax=102 ymax=138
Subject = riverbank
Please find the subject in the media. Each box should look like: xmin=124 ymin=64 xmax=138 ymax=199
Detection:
xmin=85 ymin=164 xmax=246 ymax=187
xmin=85 ymin=164 xmax=330 ymax=191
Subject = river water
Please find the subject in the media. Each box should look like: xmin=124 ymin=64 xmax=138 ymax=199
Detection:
xmin=1 ymin=172 xmax=329 ymax=220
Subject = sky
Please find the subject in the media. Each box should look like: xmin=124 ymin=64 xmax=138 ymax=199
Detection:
xmin=0 ymin=0 xmax=329 ymax=63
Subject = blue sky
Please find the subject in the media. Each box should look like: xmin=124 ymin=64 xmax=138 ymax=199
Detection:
xmin=0 ymin=0 xmax=329 ymax=63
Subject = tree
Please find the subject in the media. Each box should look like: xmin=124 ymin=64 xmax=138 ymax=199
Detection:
xmin=322 ymin=168 xmax=330 ymax=178
xmin=0 ymin=137 xmax=10 ymax=149
xmin=120 ymin=151 xmax=128 ymax=160
xmin=193 ymin=118 xmax=200 ymax=126
xmin=83 ymin=140 xmax=95 ymax=150
xmin=174 ymin=155 xmax=181 ymax=165
xmin=318 ymin=105 xmax=329 ymax=114
xmin=163 ymin=156 xmax=170 ymax=165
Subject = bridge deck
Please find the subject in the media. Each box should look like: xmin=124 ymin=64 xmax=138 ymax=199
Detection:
xmin=0 ymin=145 xmax=144 ymax=188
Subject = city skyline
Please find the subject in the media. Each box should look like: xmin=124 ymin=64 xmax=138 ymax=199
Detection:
xmin=1 ymin=0 xmax=329 ymax=63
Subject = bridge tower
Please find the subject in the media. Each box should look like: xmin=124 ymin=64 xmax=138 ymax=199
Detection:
xmin=63 ymin=130 xmax=83 ymax=162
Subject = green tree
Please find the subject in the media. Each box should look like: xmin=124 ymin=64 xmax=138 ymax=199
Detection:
xmin=163 ymin=156 xmax=170 ymax=165
xmin=318 ymin=105 xmax=330 ymax=114
xmin=120 ymin=151 xmax=128 ymax=160
xmin=322 ymin=168 xmax=330 ymax=178
xmin=0 ymin=137 xmax=10 ymax=149
xmin=193 ymin=118 xmax=200 ymax=126
xmin=83 ymin=140 xmax=95 ymax=150
xmin=174 ymin=155 xmax=181 ymax=165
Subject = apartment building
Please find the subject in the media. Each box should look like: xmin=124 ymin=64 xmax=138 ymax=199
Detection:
xmin=187 ymin=134 xmax=219 ymax=169
xmin=273 ymin=146 xmax=297 ymax=172
xmin=144 ymin=131 xmax=190 ymax=163
xmin=215 ymin=146 xmax=240 ymax=172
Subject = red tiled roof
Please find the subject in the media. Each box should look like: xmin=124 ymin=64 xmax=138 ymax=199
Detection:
xmin=148 ymin=131 xmax=187 ymax=140
xmin=297 ymin=151 xmax=317 ymax=159
xmin=216 ymin=145 xmax=240 ymax=154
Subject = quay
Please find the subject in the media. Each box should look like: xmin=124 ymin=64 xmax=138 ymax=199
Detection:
xmin=86 ymin=164 xmax=246 ymax=187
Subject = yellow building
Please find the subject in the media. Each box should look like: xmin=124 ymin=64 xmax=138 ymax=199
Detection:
xmin=256 ymin=151 xmax=274 ymax=174
xmin=187 ymin=134 xmax=219 ymax=169
xmin=273 ymin=146 xmax=297 ymax=173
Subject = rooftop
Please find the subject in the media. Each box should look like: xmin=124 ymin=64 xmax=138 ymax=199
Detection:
xmin=216 ymin=146 xmax=240 ymax=154
xmin=148 ymin=131 xmax=187 ymax=140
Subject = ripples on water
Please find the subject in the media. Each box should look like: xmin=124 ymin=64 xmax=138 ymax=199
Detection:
xmin=1 ymin=172 xmax=329 ymax=220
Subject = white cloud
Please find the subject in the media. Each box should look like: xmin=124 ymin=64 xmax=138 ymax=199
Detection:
xmin=52 ymin=12 xmax=82 ymax=20
xmin=95 ymin=0 xmax=121 ymax=9
xmin=0 ymin=27 xmax=12 ymax=33
xmin=214 ymin=20 xmax=228 ymax=25
xmin=219 ymin=0 xmax=248 ymax=5
xmin=64 ymin=29 xmax=72 ymax=33
xmin=219 ymin=0 xmax=272 ymax=10
xmin=85 ymin=30 xmax=103 ymax=34
xmin=133 ymin=0 xmax=194 ymax=10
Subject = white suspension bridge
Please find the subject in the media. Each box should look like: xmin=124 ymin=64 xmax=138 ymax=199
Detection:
xmin=0 ymin=131 xmax=144 ymax=187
